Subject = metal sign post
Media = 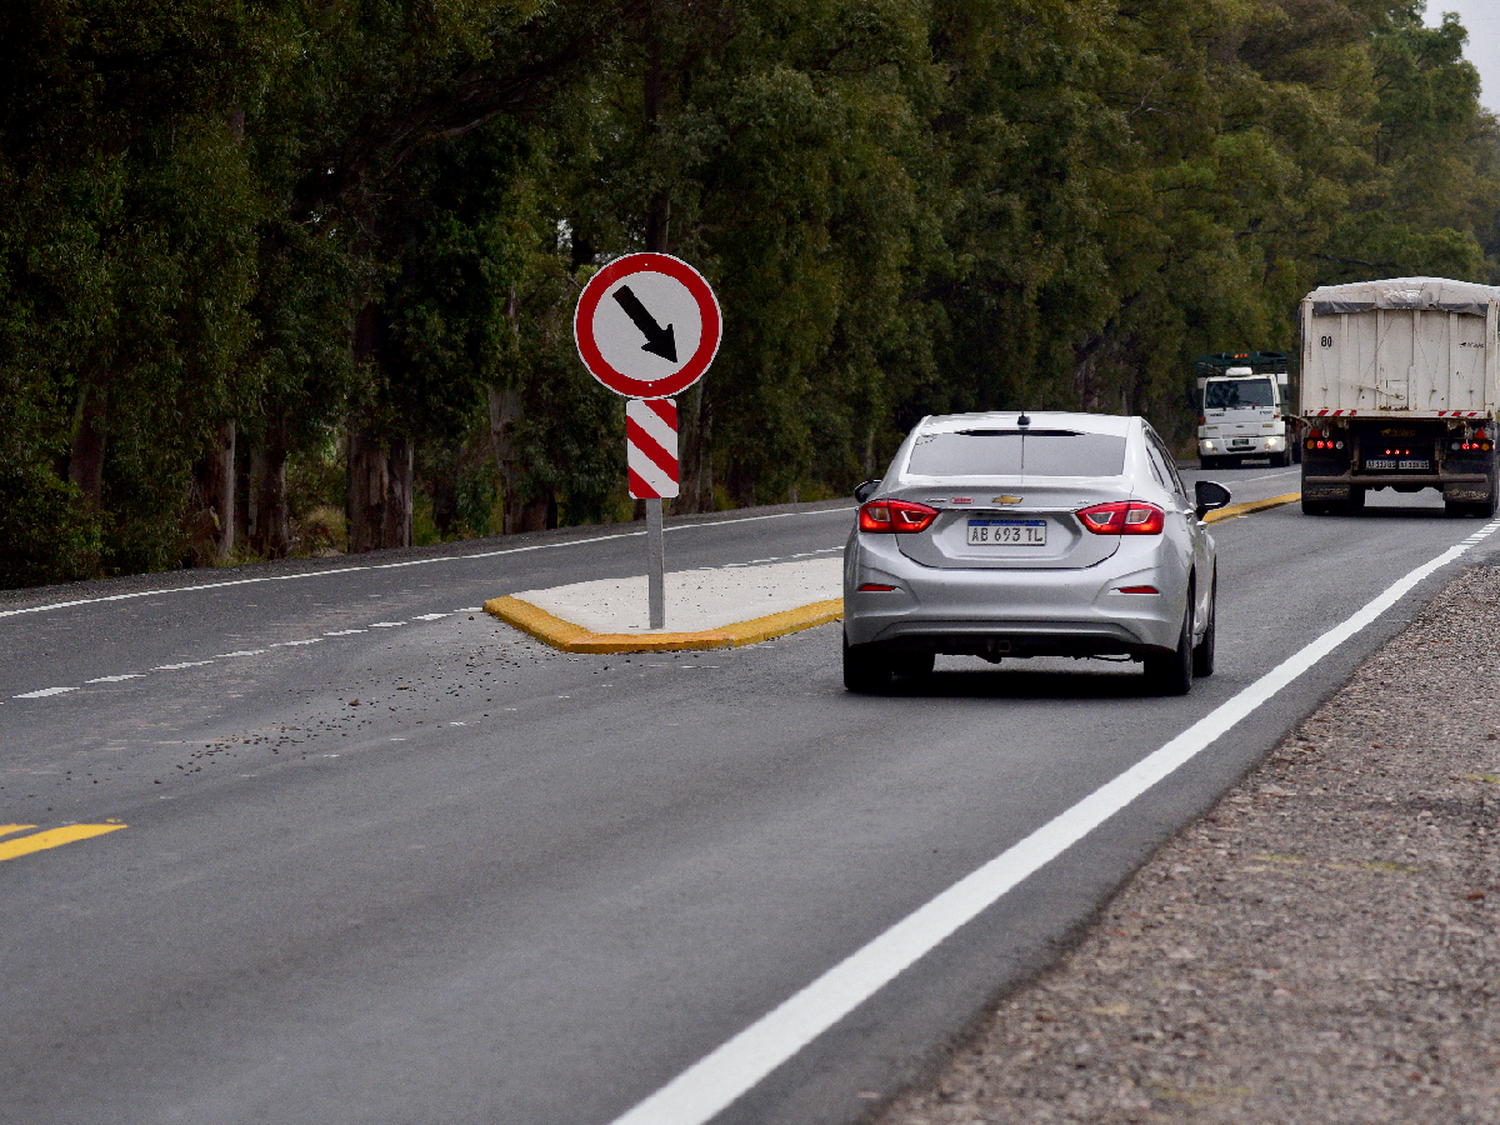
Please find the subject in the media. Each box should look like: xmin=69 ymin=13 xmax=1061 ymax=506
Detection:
xmin=646 ymin=498 xmax=665 ymax=629
xmin=574 ymin=253 xmax=721 ymax=630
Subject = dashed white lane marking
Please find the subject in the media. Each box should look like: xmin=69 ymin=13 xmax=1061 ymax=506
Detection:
xmin=10 ymin=610 xmax=478 ymax=701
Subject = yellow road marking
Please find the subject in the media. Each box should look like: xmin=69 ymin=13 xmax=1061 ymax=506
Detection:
xmin=486 ymin=595 xmax=843 ymax=654
xmin=0 ymin=823 xmax=126 ymax=862
xmin=1203 ymin=492 xmax=1300 ymax=523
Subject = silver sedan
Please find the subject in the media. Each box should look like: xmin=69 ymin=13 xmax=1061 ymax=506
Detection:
xmin=842 ymin=411 xmax=1231 ymax=694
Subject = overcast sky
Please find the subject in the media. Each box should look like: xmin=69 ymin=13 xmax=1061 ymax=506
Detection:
xmin=1425 ymin=3 xmax=1500 ymax=116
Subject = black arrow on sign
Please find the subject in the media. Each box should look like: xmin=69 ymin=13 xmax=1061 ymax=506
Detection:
xmin=611 ymin=284 xmax=678 ymax=363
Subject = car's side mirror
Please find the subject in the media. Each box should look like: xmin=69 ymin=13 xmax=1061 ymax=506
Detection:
xmin=1195 ymin=480 xmax=1232 ymax=520
xmin=854 ymin=479 xmax=882 ymax=503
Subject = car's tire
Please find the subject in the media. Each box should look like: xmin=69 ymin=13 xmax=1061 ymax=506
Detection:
xmin=1192 ymin=576 xmax=1216 ymax=679
xmin=843 ymin=634 xmax=891 ymax=694
xmin=1144 ymin=597 xmax=1194 ymax=696
xmin=892 ymin=651 xmax=936 ymax=679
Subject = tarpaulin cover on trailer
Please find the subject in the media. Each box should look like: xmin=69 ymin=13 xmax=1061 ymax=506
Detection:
xmin=1308 ymin=277 xmax=1500 ymax=317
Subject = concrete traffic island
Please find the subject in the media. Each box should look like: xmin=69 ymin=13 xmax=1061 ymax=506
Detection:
xmin=485 ymin=555 xmax=843 ymax=653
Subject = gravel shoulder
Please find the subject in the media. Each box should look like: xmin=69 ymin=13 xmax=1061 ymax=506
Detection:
xmin=875 ymin=563 xmax=1500 ymax=1125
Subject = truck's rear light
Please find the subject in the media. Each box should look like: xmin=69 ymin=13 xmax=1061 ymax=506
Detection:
xmin=1077 ymin=501 xmax=1165 ymax=535
xmin=859 ymin=499 xmax=938 ymax=534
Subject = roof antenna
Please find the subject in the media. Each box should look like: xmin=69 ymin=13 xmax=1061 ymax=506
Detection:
xmin=1017 ymin=408 xmax=1031 ymax=426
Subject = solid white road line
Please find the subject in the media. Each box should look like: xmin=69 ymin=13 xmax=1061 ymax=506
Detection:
xmin=0 ymin=508 xmax=854 ymax=621
xmin=608 ymin=519 xmax=1500 ymax=1125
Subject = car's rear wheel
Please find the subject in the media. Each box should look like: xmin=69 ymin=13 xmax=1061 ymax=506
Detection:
xmin=1144 ymin=597 xmax=1194 ymax=696
xmin=843 ymin=634 xmax=891 ymax=694
xmin=1193 ymin=576 xmax=1216 ymax=678
xmin=892 ymin=651 xmax=935 ymax=679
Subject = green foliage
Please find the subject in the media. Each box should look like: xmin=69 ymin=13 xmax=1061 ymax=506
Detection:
xmin=3 ymin=0 xmax=1500 ymax=584
xmin=0 ymin=464 xmax=101 ymax=587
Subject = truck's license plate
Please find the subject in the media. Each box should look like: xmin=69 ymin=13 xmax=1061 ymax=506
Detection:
xmin=968 ymin=519 xmax=1046 ymax=546
xmin=1365 ymin=458 xmax=1429 ymax=470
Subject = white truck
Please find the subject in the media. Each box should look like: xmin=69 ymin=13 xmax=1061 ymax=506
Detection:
xmin=1299 ymin=276 xmax=1500 ymax=517
xmin=1195 ymin=352 xmax=1295 ymax=468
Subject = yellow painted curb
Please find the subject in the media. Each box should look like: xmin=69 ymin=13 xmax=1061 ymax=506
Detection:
xmin=484 ymin=595 xmax=844 ymax=654
xmin=1204 ymin=492 xmax=1300 ymax=523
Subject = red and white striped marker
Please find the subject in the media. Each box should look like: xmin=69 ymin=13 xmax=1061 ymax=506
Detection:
xmin=627 ymin=397 xmax=679 ymax=499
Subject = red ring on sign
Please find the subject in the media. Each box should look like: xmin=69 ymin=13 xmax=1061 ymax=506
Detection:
xmin=574 ymin=253 xmax=721 ymax=399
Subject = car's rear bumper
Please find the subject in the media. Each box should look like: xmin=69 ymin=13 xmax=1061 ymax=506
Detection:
xmin=843 ymin=538 xmax=1186 ymax=657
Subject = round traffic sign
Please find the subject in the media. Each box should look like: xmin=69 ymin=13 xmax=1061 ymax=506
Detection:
xmin=574 ymin=253 xmax=721 ymax=399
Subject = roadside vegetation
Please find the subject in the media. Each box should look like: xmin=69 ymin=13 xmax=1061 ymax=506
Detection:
xmin=2 ymin=0 xmax=1496 ymax=586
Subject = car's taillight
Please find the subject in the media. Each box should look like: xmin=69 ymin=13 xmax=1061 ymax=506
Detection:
xmin=859 ymin=499 xmax=938 ymax=534
xmin=1076 ymin=500 xmax=1165 ymax=536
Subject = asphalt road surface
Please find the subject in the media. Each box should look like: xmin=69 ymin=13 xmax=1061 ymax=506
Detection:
xmin=3 ymin=466 xmax=1495 ymax=1125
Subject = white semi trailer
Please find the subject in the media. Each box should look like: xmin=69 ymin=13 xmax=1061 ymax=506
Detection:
xmin=1299 ymin=277 xmax=1500 ymax=517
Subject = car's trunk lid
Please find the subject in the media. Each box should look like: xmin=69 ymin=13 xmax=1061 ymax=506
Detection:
xmin=892 ymin=478 xmax=1131 ymax=570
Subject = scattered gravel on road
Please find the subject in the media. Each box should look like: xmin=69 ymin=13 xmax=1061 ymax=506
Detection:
xmin=875 ymin=564 xmax=1500 ymax=1125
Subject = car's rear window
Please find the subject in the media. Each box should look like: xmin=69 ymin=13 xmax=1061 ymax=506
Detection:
xmin=906 ymin=429 xmax=1127 ymax=477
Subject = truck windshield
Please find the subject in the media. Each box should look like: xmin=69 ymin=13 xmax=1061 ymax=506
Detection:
xmin=1204 ymin=378 xmax=1275 ymax=410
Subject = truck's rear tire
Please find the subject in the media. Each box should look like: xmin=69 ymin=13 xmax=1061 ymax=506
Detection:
xmin=1447 ymin=496 xmax=1497 ymax=519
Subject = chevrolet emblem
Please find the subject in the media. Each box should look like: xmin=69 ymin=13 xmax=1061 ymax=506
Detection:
xmin=993 ymin=495 xmax=1023 ymax=505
